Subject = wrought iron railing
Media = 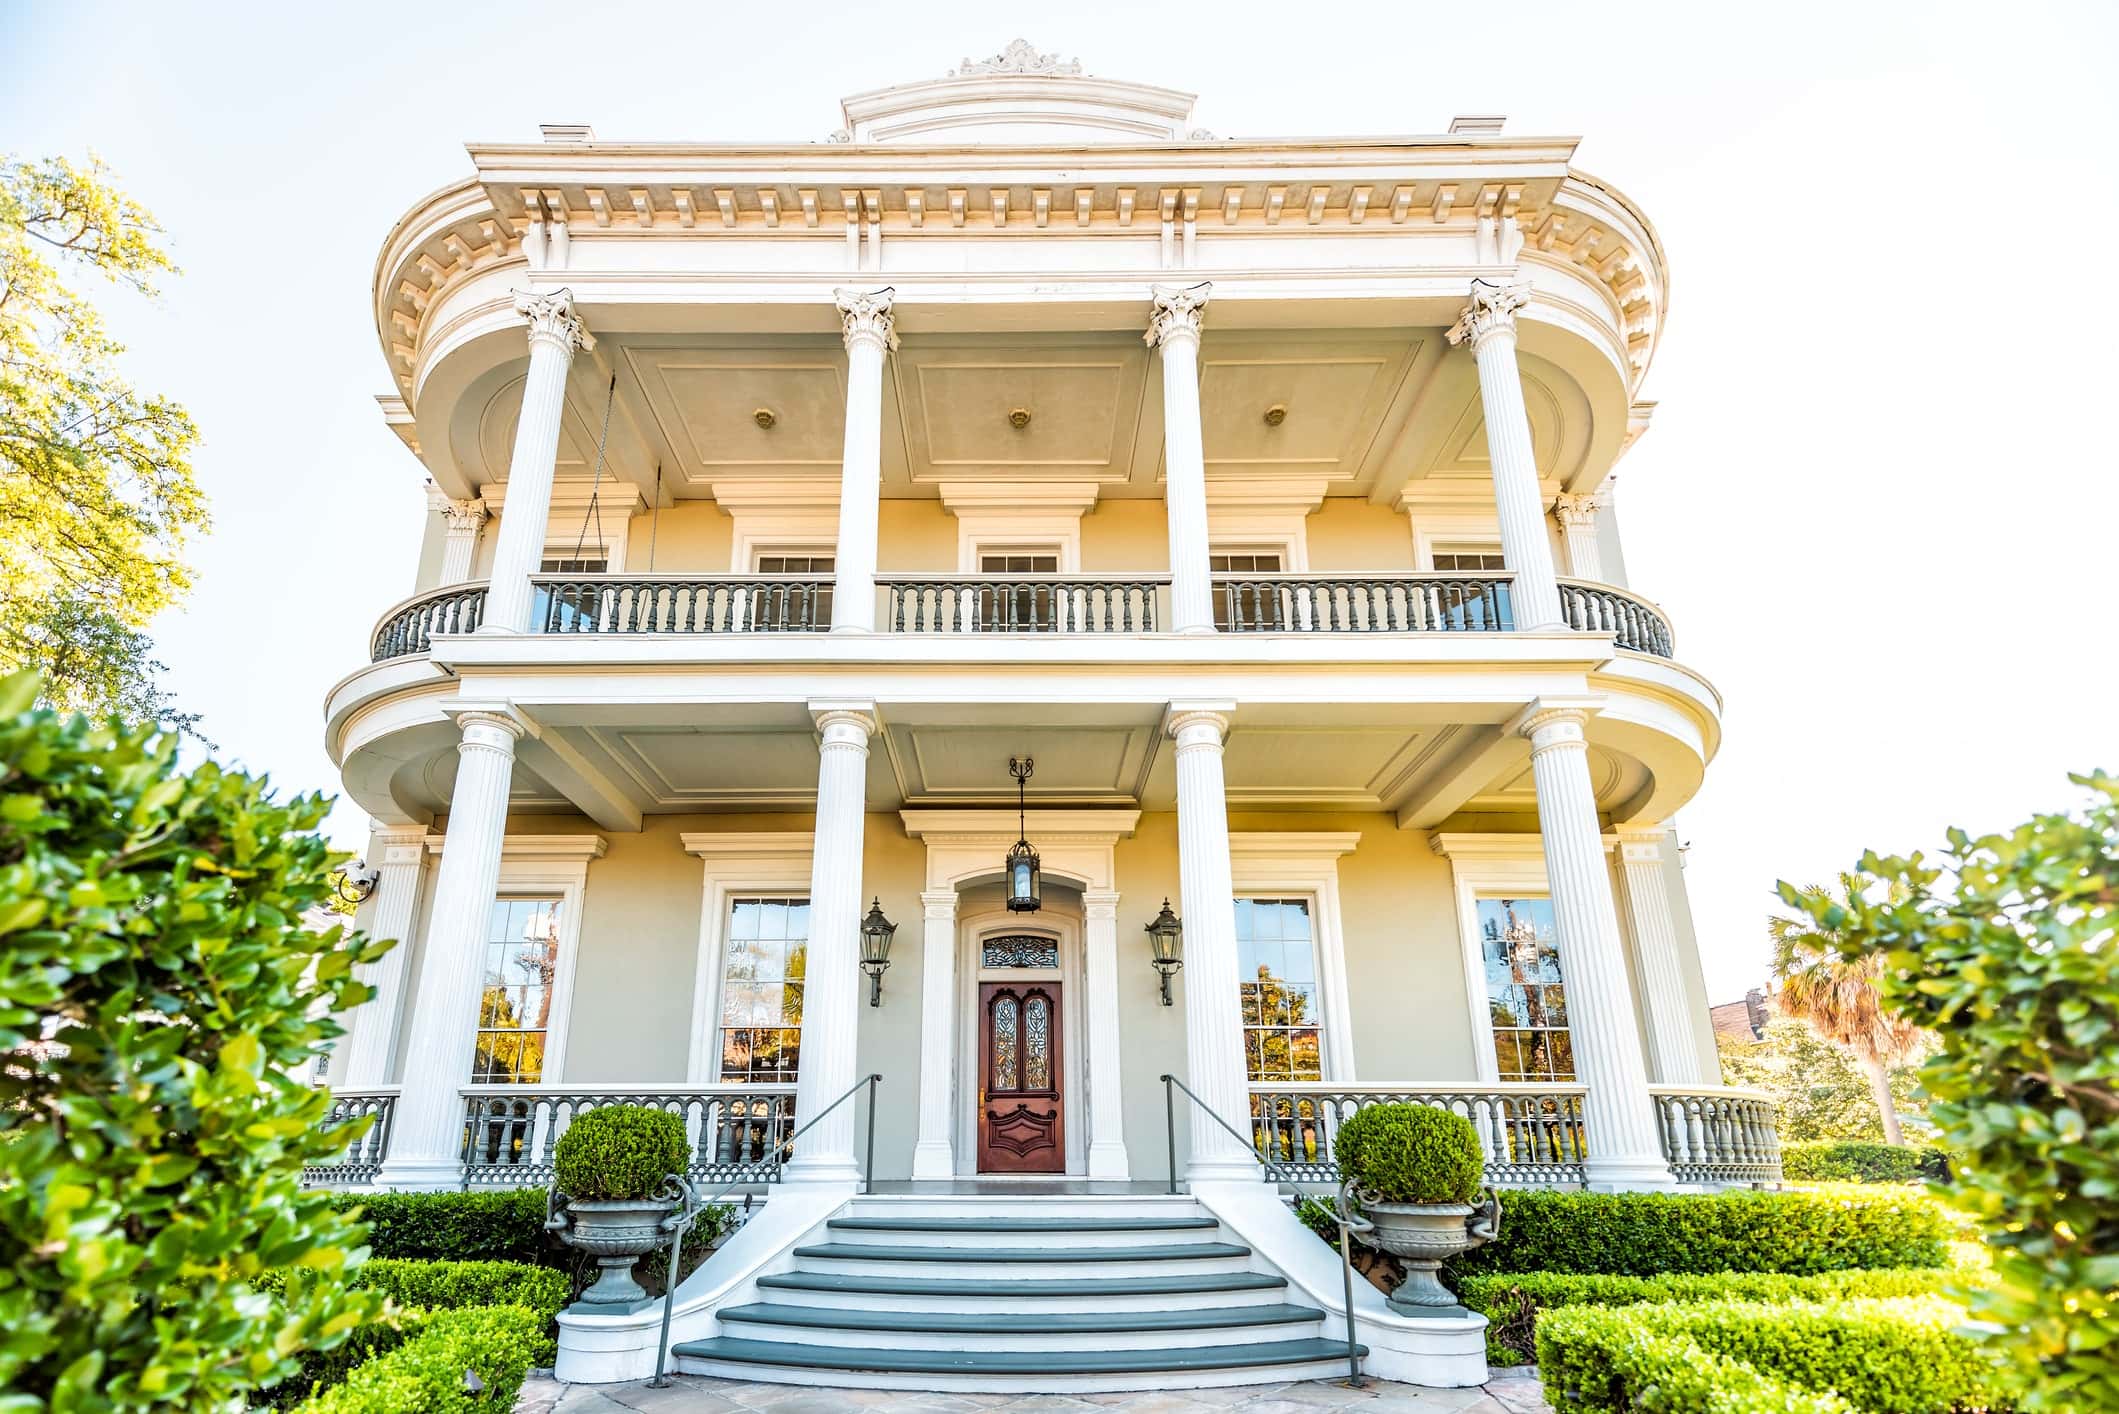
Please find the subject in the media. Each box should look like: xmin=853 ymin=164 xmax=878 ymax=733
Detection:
xmin=883 ymin=575 xmax=1165 ymax=633
xmin=1215 ymin=574 xmax=1514 ymax=634
xmin=1245 ymin=1083 xmax=1592 ymax=1188
xmin=1559 ymin=579 xmax=1674 ymax=658
xmin=534 ymin=575 xmax=830 ymax=634
xmin=458 ymin=1085 xmax=797 ymax=1188
xmin=1650 ymin=1086 xmax=1782 ymax=1185
xmin=302 ymin=1089 xmax=399 ymax=1185
xmin=370 ymin=585 xmax=487 ymax=661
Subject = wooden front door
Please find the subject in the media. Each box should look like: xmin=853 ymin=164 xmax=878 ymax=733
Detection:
xmin=978 ymin=981 xmax=1064 ymax=1173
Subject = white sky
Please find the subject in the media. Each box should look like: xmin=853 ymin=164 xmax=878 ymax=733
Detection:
xmin=6 ymin=0 xmax=2116 ymax=1003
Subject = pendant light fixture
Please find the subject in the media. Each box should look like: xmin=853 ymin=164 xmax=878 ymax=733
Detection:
xmin=1005 ymin=756 xmax=1041 ymax=913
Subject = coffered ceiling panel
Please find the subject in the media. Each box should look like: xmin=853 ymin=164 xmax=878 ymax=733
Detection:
xmin=1220 ymin=726 xmax=1429 ymax=807
xmin=1198 ymin=335 xmax=1421 ymax=484
xmin=1468 ymin=746 xmax=1639 ymax=813
xmin=589 ymin=725 xmax=825 ymax=807
xmin=623 ymin=347 xmax=848 ymax=486
xmin=473 ymin=374 xmax=599 ymax=484
xmin=894 ymin=337 xmax=1151 ymax=487
xmin=884 ymin=723 xmax=1157 ymax=805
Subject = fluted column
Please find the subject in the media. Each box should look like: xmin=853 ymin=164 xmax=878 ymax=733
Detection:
xmin=437 ymin=499 xmax=488 ymax=585
xmin=1168 ymin=703 xmax=1258 ymax=1182
xmin=376 ymin=709 xmax=526 ymax=1189
xmin=910 ymin=887 xmax=959 ymax=1180
xmin=1553 ymin=492 xmax=1604 ymax=583
xmin=1516 ymin=701 xmax=1672 ymax=1187
xmin=1082 ymin=889 xmax=1130 ymax=1179
xmin=483 ymin=291 xmax=593 ymax=633
xmin=831 ymin=289 xmax=895 ymax=634
xmin=784 ymin=702 xmax=877 ymax=1184
xmin=338 ymin=824 xmax=431 ymax=1088
xmin=1448 ymin=281 xmax=1565 ymax=629
xmin=1614 ymin=830 xmax=1707 ymax=1085
xmin=1147 ymin=284 xmax=1215 ymax=635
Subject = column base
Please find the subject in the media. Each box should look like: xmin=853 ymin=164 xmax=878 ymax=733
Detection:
xmin=1581 ymin=1155 xmax=1679 ymax=1191
xmin=827 ymin=623 xmax=873 ymax=635
xmin=1087 ymin=1140 xmax=1131 ymax=1181
xmin=780 ymin=1154 xmax=866 ymax=1185
xmin=909 ymin=1139 xmax=956 ymax=1182
xmin=1172 ymin=624 xmax=1217 ymax=636
xmin=373 ymin=1156 xmax=468 ymax=1191
xmin=1185 ymin=1155 xmax=1265 ymax=1185
xmin=471 ymin=624 xmax=522 ymax=635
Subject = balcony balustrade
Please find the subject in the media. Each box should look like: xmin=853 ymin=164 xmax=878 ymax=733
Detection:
xmin=535 ymin=574 xmax=831 ymax=635
xmin=1247 ymin=1082 xmax=1591 ymax=1188
xmin=1559 ymin=579 xmax=1674 ymax=657
xmin=884 ymin=575 xmax=1164 ymax=633
xmin=457 ymin=1084 xmax=796 ymax=1188
xmin=300 ymin=1089 xmax=399 ymax=1185
xmin=370 ymin=585 xmax=486 ymax=662
xmin=1216 ymin=574 xmax=1513 ymax=635
xmin=1649 ymin=1086 xmax=1782 ymax=1185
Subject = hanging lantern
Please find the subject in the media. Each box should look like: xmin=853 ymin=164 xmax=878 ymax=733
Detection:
xmin=1005 ymin=756 xmax=1041 ymax=913
xmin=859 ymin=897 xmax=896 ymax=1006
xmin=1144 ymin=898 xmax=1184 ymax=1005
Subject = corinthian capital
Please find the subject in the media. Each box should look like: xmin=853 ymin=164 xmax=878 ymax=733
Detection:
xmin=438 ymin=498 xmax=488 ymax=535
xmin=1446 ymin=280 xmax=1530 ymax=352
xmin=1551 ymin=492 xmax=1605 ymax=528
xmin=834 ymin=287 xmax=898 ymax=353
xmin=1145 ymin=282 xmax=1211 ymax=348
xmin=514 ymin=289 xmax=594 ymax=354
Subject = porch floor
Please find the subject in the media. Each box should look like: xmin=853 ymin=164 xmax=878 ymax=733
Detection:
xmin=863 ymin=1181 xmax=1179 ymax=1196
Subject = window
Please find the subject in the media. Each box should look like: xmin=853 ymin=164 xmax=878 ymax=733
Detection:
xmin=1236 ymin=898 xmax=1322 ymax=1081
xmin=1211 ymin=550 xmax=1285 ymax=630
xmin=978 ymin=551 xmax=1061 ymax=629
xmin=718 ymin=897 xmax=808 ymax=1083
xmin=540 ymin=554 xmax=609 ymax=574
xmin=1477 ymin=896 xmax=1573 ymax=1081
xmin=755 ymin=552 xmax=833 ymax=627
xmin=979 ymin=552 xmax=1059 ymax=574
xmin=1431 ymin=547 xmax=1507 ymax=573
xmin=472 ymin=898 xmax=564 ymax=1083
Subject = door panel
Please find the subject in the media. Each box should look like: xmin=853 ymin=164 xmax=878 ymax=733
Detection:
xmin=978 ymin=981 xmax=1064 ymax=1173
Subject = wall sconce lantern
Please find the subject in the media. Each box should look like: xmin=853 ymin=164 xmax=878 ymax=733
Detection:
xmin=333 ymin=859 xmax=380 ymax=908
xmin=1145 ymin=898 xmax=1184 ymax=1005
xmin=859 ymin=897 xmax=896 ymax=1006
xmin=1005 ymin=756 xmax=1041 ymax=913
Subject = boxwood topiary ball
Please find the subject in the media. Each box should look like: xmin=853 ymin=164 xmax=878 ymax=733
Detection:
xmin=1334 ymin=1102 xmax=1484 ymax=1204
xmin=553 ymin=1104 xmax=690 ymax=1201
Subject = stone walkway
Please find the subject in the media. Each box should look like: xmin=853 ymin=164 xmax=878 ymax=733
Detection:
xmin=516 ymin=1370 xmax=1551 ymax=1414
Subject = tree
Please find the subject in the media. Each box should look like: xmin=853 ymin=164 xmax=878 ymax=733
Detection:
xmin=1779 ymin=774 xmax=2119 ymax=1412
xmin=1716 ymin=1016 xmax=1928 ymax=1144
xmin=1767 ymin=874 xmax=1926 ymax=1144
xmin=0 ymin=155 xmax=209 ymax=729
xmin=0 ymin=670 xmax=388 ymax=1409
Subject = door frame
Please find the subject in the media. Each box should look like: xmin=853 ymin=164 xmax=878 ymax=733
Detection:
xmin=955 ymin=908 xmax=1087 ymax=1176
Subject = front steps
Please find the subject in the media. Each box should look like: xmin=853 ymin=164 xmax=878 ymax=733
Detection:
xmin=671 ymin=1194 xmax=1365 ymax=1392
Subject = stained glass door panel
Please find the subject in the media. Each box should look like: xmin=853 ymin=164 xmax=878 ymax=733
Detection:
xmin=977 ymin=981 xmax=1063 ymax=1173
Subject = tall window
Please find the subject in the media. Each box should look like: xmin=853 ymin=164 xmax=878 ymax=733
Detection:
xmin=756 ymin=552 xmax=833 ymax=627
xmin=978 ymin=550 xmax=1061 ymax=629
xmin=472 ymin=898 xmax=563 ymax=1083
xmin=1478 ymin=896 xmax=1573 ymax=1081
xmin=1236 ymin=897 xmax=1322 ymax=1081
xmin=1211 ymin=550 xmax=1285 ymax=630
xmin=718 ymin=897 xmax=808 ymax=1083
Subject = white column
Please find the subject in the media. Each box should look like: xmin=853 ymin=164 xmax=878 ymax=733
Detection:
xmin=1448 ymin=281 xmax=1565 ymax=629
xmin=482 ymin=291 xmax=593 ymax=634
xmin=784 ymin=702 xmax=877 ymax=1184
xmin=338 ymin=824 xmax=431 ymax=1088
xmin=1516 ymin=701 xmax=1672 ymax=1187
xmin=830 ymin=289 xmax=895 ymax=634
xmin=376 ymin=708 xmax=525 ymax=1189
xmin=1147 ymin=283 xmax=1215 ymax=635
xmin=1082 ymin=888 xmax=1130 ymax=1179
xmin=1614 ymin=830 xmax=1706 ymax=1085
xmin=438 ymin=499 xmax=488 ymax=585
xmin=1552 ymin=493 xmax=1605 ymax=583
xmin=1168 ymin=702 xmax=1259 ymax=1183
xmin=910 ymin=887 xmax=959 ymax=1180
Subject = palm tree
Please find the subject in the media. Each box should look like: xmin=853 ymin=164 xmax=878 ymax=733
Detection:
xmin=1767 ymin=874 xmax=1926 ymax=1145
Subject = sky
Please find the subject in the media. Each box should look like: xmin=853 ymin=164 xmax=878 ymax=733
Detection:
xmin=5 ymin=0 xmax=2117 ymax=1004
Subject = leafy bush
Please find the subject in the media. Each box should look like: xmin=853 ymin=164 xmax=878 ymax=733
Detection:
xmin=553 ymin=1104 xmax=690 ymax=1200
xmin=1782 ymin=1140 xmax=1953 ymax=1185
xmin=1462 ymin=1267 xmax=1960 ymax=1365
xmin=1535 ymin=1317 xmax=1854 ymax=1413
xmin=1332 ymin=1102 xmax=1484 ymax=1203
xmin=1539 ymin=1297 xmax=2007 ymax=1413
xmin=0 ymin=671 xmax=388 ymax=1408
xmin=260 ymin=1312 xmax=425 ymax=1410
xmin=294 ymin=1304 xmax=553 ymax=1414
xmin=1452 ymin=1187 xmax=1950 ymax=1278
xmin=351 ymin=1259 xmax=568 ymax=1322
xmin=331 ymin=1189 xmax=554 ymax=1264
xmin=1780 ymin=773 xmax=2119 ymax=1411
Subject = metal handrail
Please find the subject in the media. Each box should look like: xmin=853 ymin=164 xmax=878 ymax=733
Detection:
xmin=1160 ymin=1074 xmax=1364 ymax=1387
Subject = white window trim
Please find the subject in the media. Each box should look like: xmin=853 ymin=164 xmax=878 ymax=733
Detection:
xmin=939 ymin=482 xmax=1097 ymax=574
xmin=1410 ymin=514 xmax=1506 ymax=572
xmin=1207 ymin=525 xmax=1308 ymax=573
xmin=681 ymin=833 xmax=816 ymax=1084
xmin=1229 ymin=832 xmax=1360 ymax=1082
xmin=743 ymin=539 xmax=840 ymax=574
xmin=483 ymin=482 xmax=639 ymax=574
xmin=711 ymin=482 xmax=843 ymax=574
xmin=1432 ymin=832 xmax=1555 ymax=1084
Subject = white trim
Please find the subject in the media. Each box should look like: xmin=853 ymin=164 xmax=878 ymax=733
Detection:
xmin=940 ymin=481 xmax=1097 ymax=574
xmin=1431 ymin=831 xmax=1550 ymax=1085
xmin=1204 ymin=479 xmax=1323 ymax=572
xmin=680 ymin=833 xmax=817 ymax=1084
xmin=1229 ymin=832 xmax=1360 ymax=1082
xmin=1409 ymin=514 xmax=1506 ymax=573
xmin=485 ymin=481 xmax=640 ymax=574
xmin=954 ymin=909 xmax=1087 ymax=1176
xmin=711 ymin=481 xmax=843 ymax=574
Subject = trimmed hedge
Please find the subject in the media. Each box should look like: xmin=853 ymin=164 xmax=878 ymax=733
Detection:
xmin=1451 ymin=1187 xmax=1950 ymax=1278
xmin=1781 ymin=1141 xmax=1953 ymax=1185
xmin=351 ymin=1259 xmax=569 ymax=1323
xmin=1462 ymin=1267 xmax=1960 ymax=1365
xmin=1535 ymin=1317 xmax=1855 ymax=1413
xmin=1332 ymin=1102 xmax=1485 ymax=1204
xmin=330 ymin=1188 xmax=553 ymax=1265
xmin=553 ymin=1104 xmax=690 ymax=1200
xmin=1538 ymin=1298 xmax=2008 ymax=1413
xmin=295 ymin=1304 xmax=553 ymax=1414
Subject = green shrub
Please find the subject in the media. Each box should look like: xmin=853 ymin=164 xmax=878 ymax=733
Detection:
xmin=1539 ymin=1297 xmax=2007 ymax=1413
xmin=552 ymin=1104 xmax=690 ymax=1200
xmin=1782 ymin=1140 xmax=1953 ymax=1185
xmin=351 ymin=1259 xmax=569 ymax=1322
xmin=1332 ymin=1102 xmax=1484 ymax=1204
xmin=1462 ymin=1267 xmax=1961 ymax=1365
xmin=1536 ymin=1316 xmax=1856 ymax=1413
xmin=261 ymin=1312 xmax=425 ymax=1410
xmin=295 ymin=1304 xmax=553 ymax=1414
xmin=331 ymin=1189 xmax=554 ymax=1264
xmin=1452 ymin=1187 xmax=1950 ymax=1278
xmin=0 ymin=671 xmax=388 ymax=1409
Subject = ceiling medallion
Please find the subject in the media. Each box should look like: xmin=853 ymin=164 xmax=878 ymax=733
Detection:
xmin=1009 ymin=407 xmax=1032 ymax=430
xmin=1263 ymin=404 xmax=1287 ymax=427
xmin=753 ymin=407 xmax=777 ymax=429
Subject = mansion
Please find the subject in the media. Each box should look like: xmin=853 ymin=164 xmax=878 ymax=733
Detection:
xmin=320 ymin=43 xmax=1774 ymax=1392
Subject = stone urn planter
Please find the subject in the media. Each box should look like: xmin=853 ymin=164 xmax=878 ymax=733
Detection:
xmin=545 ymin=1103 xmax=695 ymax=1309
xmin=1332 ymin=1101 xmax=1502 ymax=1319
xmin=1353 ymin=1190 xmax=1501 ymax=1315
xmin=548 ymin=1194 xmax=682 ymax=1306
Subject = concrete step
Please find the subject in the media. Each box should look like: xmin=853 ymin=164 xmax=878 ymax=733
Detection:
xmin=714 ymin=1300 xmax=1326 ymax=1351
xmin=669 ymin=1335 xmax=1368 ymax=1394
xmin=822 ymin=1214 xmax=1223 ymax=1248
xmin=788 ymin=1240 xmax=1253 ymax=1281
xmin=753 ymin=1268 xmax=1291 ymax=1315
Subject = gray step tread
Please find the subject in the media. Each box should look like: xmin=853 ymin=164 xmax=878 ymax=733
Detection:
xmin=757 ymin=1270 xmax=1288 ymax=1299
xmin=717 ymin=1302 xmax=1324 ymax=1335
xmin=672 ymin=1335 xmax=1367 ymax=1376
xmin=791 ymin=1241 xmax=1250 ymax=1264
xmin=831 ymin=1216 xmax=1220 ymax=1234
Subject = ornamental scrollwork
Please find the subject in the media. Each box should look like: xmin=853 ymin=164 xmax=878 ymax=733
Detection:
xmin=514 ymin=289 xmax=594 ymax=354
xmin=1446 ymin=279 xmax=1530 ymax=353
xmin=834 ymin=287 xmax=899 ymax=352
xmin=1144 ymin=282 xmax=1211 ymax=348
xmin=952 ymin=39 xmax=1081 ymax=77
